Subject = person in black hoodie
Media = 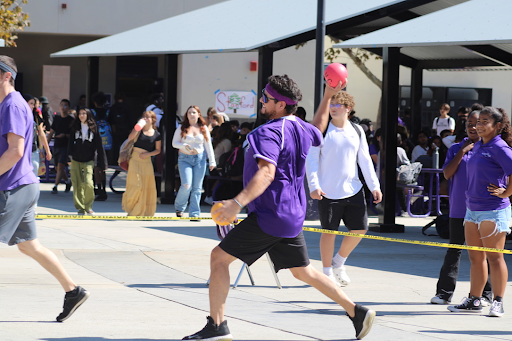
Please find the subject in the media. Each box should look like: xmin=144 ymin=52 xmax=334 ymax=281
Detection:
xmin=68 ymin=108 xmax=105 ymax=215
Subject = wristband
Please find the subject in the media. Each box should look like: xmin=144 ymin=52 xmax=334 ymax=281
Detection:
xmin=233 ymin=198 xmax=244 ymax=208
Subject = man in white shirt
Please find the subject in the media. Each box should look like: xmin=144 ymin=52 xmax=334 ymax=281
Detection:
xmin=432 ymin=103 xmax=455 ymax=136
xmin=306 ymin=91 xmax=382 ymax=287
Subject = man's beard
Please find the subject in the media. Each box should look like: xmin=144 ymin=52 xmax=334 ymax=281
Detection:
xmin=260 ymin=108 xmax=276 ymax=120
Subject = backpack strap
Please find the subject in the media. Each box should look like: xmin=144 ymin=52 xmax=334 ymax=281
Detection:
xmin=349 ymin=120 xmax=362 ymax=139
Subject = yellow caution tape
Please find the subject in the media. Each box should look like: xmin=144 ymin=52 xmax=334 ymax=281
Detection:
xmin=303 ymin=227 xmax=512 ymax=254
xmin=34 ymin=214 xmax=511 ymax=254
xmin=35 ymin=214 xmax=210 ymax=221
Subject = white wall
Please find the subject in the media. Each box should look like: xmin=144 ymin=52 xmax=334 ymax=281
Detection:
xmin=22 ymin=0 xmax=227 ymax=36
xmin=179 ymin=51 xmax=258 ymax=118
xmin=400 ymin=67 xmax=512 ymax=116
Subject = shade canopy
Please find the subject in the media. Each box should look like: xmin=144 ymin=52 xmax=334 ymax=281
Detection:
xmin=333 ymin=0 xmax=512 ymax=68
xmin=51 ymin=0 xmax=465 ymax=58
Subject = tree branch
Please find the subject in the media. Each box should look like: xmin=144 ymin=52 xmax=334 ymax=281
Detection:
xmin=341 ymin=48 xmax=382 ymax=90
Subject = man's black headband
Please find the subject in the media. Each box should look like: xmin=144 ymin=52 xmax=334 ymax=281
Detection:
xmin=0 ymin=61 xmax=16 ymax=80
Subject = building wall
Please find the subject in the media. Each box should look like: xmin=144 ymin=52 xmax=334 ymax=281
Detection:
xmin=5 ymin=34 xmax=96 ymax=109
xmin=400 ymin=67 xmax=512 ymax=120
xmin=22 ymin=0 xmax=227 ymax=36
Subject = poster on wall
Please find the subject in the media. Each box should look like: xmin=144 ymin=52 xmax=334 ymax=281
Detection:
xmin=215 ymin=90 xmax=256 ymax=117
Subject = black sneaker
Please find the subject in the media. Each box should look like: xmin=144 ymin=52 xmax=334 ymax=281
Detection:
xmin=56 ymin=286 xmax=90 ymax=322
xmin=347 ymin=304 xmax=376 ymax=340
xmin=182 ymin=316 xmax=232 ymax=340
xmin=95 ymin=190 xmax=108 ymax=201
xmin=65 ymin=181 xmax=72 ymax=193
xmin=447 ymin=295 xmax=482 ymax=313
xmin=51 ymin=186 xmax=58 ymax=194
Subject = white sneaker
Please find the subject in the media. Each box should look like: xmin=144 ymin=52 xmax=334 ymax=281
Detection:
xmin=489 ymin=299 xmax=504 ymax=317
xmin=481 ymin=297 xmax=491 ymax=307
xmin=204 ymin=196 xmax=214 ymax=205
xmin=333 ymin=266 xmax=350 ymax=286
xmin=430 ymin=294 xmax=451 ymax=304
xmin=326 ymin=273 xmax=342 ymax=287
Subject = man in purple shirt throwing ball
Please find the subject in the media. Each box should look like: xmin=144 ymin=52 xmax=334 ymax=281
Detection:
xmin=0 ymin=55 xmax=89 ymax=322
xmin=183 ymin=75 xmax=375 ymax=341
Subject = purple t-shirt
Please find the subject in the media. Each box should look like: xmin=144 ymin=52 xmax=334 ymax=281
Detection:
xmin=0 ymin=91 xmax=38 ymax=190
xmin=244 ymin=115 xmax=323 ymax=238
xmin=466 ymin=135 xmax=512 ymax=211
xmin=443 ymin=138 xmax=471 ymax=218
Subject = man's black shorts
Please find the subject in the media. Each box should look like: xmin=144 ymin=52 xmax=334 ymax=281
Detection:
xmin=219 ymin=213 xmax=310 ymax=272
xmin=318 ymin=188 xmax=368 ymax=231
xmin=53 ymin=147 xmax=68 ymax=165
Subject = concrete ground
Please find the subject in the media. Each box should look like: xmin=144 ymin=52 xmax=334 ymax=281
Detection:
xmin=1 ymin=174 xmax=511 ymax=341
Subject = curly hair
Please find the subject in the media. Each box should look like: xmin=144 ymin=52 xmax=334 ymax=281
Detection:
xmin=331 ymin=91 xmax=355 ymax=108
xmin=487 ymin=107 xmax=512 ymax=147
xmin=181 ymin=105 xmax=208 ymax=141
xmin=267 ymin=74 xmax=302 ymax=114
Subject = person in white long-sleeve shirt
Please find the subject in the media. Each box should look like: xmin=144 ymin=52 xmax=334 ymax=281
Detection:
xmin=306 ymin=91 xmax=382 ymax=287
xmin=172 ymin=105 xmax=216 ymax=219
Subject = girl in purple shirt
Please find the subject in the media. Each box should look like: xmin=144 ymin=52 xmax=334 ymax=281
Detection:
xmin=448 ymin=107 xmax=512 ymax=317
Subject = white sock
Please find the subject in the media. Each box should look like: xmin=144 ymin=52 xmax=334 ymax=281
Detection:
xmin=323 ymin=267 xmax=333 ymax=276
xmin=332 ymin=253 xmax=347 ymax=268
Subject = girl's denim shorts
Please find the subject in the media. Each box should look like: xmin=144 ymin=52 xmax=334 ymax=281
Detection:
xmin=464 ymin=206 xmax=511 ymax=236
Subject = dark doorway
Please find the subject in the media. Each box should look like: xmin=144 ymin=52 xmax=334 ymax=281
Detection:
xmin=116 ymin=56 xmax=163 ymax=121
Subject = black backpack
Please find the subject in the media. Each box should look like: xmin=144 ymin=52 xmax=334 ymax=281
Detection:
xmin=422 ymin=215 xmax=450 ymax=239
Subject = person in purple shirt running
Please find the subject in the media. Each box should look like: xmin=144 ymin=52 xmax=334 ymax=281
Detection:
xmin=430 ymin=110 xmax=492 ymax=306
xmin=448 ymin=107 xmax=512 ymax=317
xmin=0 ymin=55 xmax=89 ymax=322
xmin=183 ymin=75 xmax=376 ymax=341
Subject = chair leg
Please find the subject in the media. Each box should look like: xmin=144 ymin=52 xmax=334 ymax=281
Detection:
xmin=265 ymin=253 xmax=282 ymax=289
xmin=245 ymin=265 xmax=255 ymax=286
xmin=232 ymin=263 xmax=247 ymax=289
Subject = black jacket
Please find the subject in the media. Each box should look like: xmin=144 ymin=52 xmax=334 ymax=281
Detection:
xmin=68 ymin=126 xmax=106 ymax=169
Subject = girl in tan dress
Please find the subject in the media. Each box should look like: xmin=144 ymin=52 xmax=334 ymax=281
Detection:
xmin=122 ymin=111 xmax=161 ymax=216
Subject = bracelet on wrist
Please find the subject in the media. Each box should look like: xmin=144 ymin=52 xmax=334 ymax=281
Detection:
xmin=233 ymin=198 xmax=244 ymax=209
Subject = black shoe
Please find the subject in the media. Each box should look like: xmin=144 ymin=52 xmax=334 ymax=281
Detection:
xmin=51 ymin=186 xmax=58 ymax=194
xmin=56 ymin=286 xmax=90 ymax=322
xmin=182 ymin=316 xmax=232 ymax=340
xmin=447 ymin=295 xmax=483 ymax=313
xmin=65 ymin=181 xmax=72 ymax=193
xmin=176 ymin=211 xmax=183 ymax=218
xmin=95 ymin=190 xmax=107 ymax=201
xmin=347 ymin=304 xmax=376 ymax=340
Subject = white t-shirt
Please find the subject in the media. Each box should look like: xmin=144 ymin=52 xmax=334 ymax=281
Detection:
xmin=411 ymin=145 xmax=428 ymax=162
xmin=432 ymin=116 xmax=455 ymax=136
xmin=306 ymin=121 xmax=380 ymax=199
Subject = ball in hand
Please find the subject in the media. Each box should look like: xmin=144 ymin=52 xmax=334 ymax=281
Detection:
xmin=324 ymin=63 xmax=348 ymax=88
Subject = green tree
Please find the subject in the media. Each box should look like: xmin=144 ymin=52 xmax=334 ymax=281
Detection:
xmin=0 ymin=0 xmax=30 ymax=47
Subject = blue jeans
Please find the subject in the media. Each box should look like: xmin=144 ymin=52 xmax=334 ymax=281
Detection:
xmin=175 ymin=153 xmax=207 ymax=217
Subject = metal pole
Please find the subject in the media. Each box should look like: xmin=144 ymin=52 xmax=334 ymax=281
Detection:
xmin=314 ymin=0 xmax=325 ymax=109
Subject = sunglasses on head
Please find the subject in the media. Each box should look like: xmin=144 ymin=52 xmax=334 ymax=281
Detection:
xmin=330 ymin=103 xmax=345 ymax=108
xmin=261 ymin=89 xmax=279 ymax=104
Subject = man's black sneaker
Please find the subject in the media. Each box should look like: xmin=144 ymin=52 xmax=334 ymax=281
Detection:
xmin=347 ymin=304 xmax=376 ymax=340
xmin=56 ymin=286 xmax=90 ymax=322
xmin=65 ymin=181 xmax=72 ymax=193
xmin=51 ymin=186 xmax=58 ymax=194
xmin=182 ymin=316 xmax=232 ymax=340
xmin=447 ymin=295 xmax=482 ymax=313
